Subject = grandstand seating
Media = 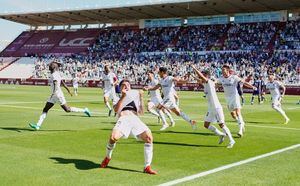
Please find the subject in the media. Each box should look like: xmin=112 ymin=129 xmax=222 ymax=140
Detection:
xmin=0 ymin=57 xmax=36 ymax=78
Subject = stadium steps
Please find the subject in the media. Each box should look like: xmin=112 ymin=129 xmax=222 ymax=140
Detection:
xmin=0 ymin=57 xmax=19 ymax=71
xmin=0 ymin=57 xmax=36 ymax=78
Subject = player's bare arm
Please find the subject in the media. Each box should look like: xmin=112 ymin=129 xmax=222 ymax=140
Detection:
xmin=61 ymin=80 xmax=73 ymax=96
xmin=191 ymin=65 xmax=208 ymax=83
xmin=144 ymin=84 xmax=161 ymax=91
xmin=138 ymin=90 xmax=144 ymax=115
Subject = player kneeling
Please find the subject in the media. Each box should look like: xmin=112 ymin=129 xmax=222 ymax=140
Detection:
xmin=100 ymin=80 xmax=157 ymax=174
xmin=192 ymin=65 xmax=235 ymax=148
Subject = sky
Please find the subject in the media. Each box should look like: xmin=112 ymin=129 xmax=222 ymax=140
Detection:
xmin=0 ymin=0 xmax=193 ymax=51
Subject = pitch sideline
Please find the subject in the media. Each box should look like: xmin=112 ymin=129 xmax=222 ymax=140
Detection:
xmin=158 ymin=144 xmax=300 ymax=186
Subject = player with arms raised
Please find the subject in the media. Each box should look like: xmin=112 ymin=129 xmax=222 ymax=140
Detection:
xmin=144 ymin=67 xmax=196 ymax=130
xmin=29 ymin=62 xmax=91 ymax=130
xmin=100 ymin=80 xmax=157 ymax=174
xmin=192 ymin=65 xmax=235 ymax=148
xmin=265 ymin=73 xmax=290 ymax=124
xmin=217 ymin=65 xmax=257 ymax=137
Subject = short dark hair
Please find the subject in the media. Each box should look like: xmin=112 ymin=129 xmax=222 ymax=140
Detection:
xmin=222 ymin=65 xmax=230 ymax=69
xmin=119 ymin=79 xmax=130 ymax=87
xmin=159 ymin=67 xmax=168 ymax=73
xmin=202 ymin=70 xmax=211 ymax=77
xmin=147 ymin=70 xmax=154 ymax=74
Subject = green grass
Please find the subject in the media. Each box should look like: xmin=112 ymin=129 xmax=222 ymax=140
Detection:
xmin=0 ymin=84 xmax=299 ymax=186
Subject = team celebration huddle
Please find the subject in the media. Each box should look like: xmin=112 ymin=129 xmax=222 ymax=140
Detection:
xmin=28 ymin=61 xmax=291 ymax=175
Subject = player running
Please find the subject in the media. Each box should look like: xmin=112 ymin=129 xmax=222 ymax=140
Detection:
xmin=144 ymin=67 xmax=196 ymax=131
xmin=265 ymin=74 xmax=290 ymax=124
xmin=72 ymin=73 xmax=79 ymax=96
xmin=100 ymin=80 xmax=157 ymax=174
xmin=146 ymin=71 xmax=175 ymax=130
xmin=217 ymin=65 xmax=257 ymax=137
xmin=192 ymin=65 xmax=235 ymax=148
xmin=102 ymin=65 xmax=118 ymax=116
xmin=29 ymin=62 xmax=91 ymax=130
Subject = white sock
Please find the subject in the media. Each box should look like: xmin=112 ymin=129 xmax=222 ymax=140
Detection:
xmin=164 ymin=110 xmax=175 ymax=123
xmin=222 ymin=125 xmax=234 ymax=142
xmin=144 ymin=143 xmax=153 ymax=167
xmin=148 ymin=108 xmax=160 ymax=117
xmin=180 ymin=111 xmax=192 ymax=125
xmin=237 ymin=114 xmax=245 ymax=127
xmin=273 ymin=106 xmax=289 ymax=120
xmin=106 ymin=142 xmax=116 ymax=159
xmin=158 ymin=109 xmax=168 ymax=125
xmin=176 ymin=99 xmax=180 ymax=106
xmin=105 ymin=102 xmax=112 ymax=110
xmin=70 ymin=107 xmax=85 ymax=113
xmin=37 ymin=112 xmax=47 ymax=127
xmin=208 ymin=125 xmax=224 ymax=136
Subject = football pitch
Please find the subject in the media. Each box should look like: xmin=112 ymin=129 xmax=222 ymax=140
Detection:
xmin=0 ymin=85 xmax=299 ymax=186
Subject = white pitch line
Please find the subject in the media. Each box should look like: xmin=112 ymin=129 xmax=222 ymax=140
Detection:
xmin=159 ymin=144 xmax=300 ymax=186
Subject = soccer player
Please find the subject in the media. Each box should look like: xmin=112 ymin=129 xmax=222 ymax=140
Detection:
xmin=72 ymin=73 xmax=79 ymax=96
xmin=265 ymin=74 xmax=290 ymax=124
xmin=146 ymin=71 xmax=175 ymax=130
xmin=250 ymin=75 xmax=265 ymax=105
xmin=192 ymin=65 xmax=235 ymax=148
xmin=217 ymin=65 xmax=257 ymax=137
xmin=100 ymin=80 xmax=157 ymax=174
xmin=144 ymin=67 xmax=196 ymax=131
xmin=102 ymin=65 xmax=118 ymax=116
xmin=29 ymin=62 xmax=91 ymax=130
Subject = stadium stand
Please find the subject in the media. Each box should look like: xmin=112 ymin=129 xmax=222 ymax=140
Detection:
xmin=0 ymin=57 xmax=36 ymax=78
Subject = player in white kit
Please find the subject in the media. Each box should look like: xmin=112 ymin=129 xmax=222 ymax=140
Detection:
xmin=265 ymin=74 xmax=290 ymax=124
xmin=146 ymin=71 xmax=175 ymax=130
xmin=217 ymin=65 xmax=257 ymax=137
xmin=144 ymin=67 xmax=196 ymax=130
xmin=72 ymin=74 xmax=79 ymax=96
xmin=100 ymin=79 xmax=157 ymax=174
xmin=102 ymin=65 xmax=118 ymax=116
xmin=192 ymin=65 xmax=235 ymax=148
xmin=29 ymin=62 xmax=91 ymax=130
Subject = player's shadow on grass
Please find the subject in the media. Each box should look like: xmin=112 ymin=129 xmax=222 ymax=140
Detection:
xmin=153 ymin=141 xmax=222 ymax=148
xmin=0 ymin=127 xmax=72 ymax=132
xmin=49 ymin=157 xmax=142 ymax=173
xmin=153 ymin=130 xmax=215 ymax=136
xmin=60 ymin=114 xmax=104 ymax=118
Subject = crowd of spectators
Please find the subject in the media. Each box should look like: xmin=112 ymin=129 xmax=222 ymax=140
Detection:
xmin=33 ymin=20 xmax=300 ymax=85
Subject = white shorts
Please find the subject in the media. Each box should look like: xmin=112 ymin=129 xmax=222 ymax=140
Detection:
xmin=113 ymin=114 xmax=150 ymax=139
xmin=205 ymin=107 xmax=225 ymax=124
xmin=47 ymin=94 xmax=66 ymax=105
xmin=272 ymin=96 xmax=281 ymax=107
xmin=73 ymin=85 xmax=78 ymax=89
xmin=161 ymin=97 xmax=178 ymax=110
xmin=226 ymin=96 xmax=241 ymax=111
xmin=104 ymin=89 xmax=116 ymax=100
xmin=150 ymin=96 xmax=163 ymax=107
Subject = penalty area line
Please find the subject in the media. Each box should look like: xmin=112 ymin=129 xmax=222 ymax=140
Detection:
xmin=158 ymin=144 xmax=300 ymax=186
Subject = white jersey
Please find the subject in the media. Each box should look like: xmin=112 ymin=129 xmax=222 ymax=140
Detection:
xmin=117 ymin=90 xmax=141 ymax=115
xmin=218 ymin=75 xmax=241 ymax=100
xmin=72 ymin=77 xmax=79 ymax=87
xmin=204 ymin=80 xmax=222 ymax=110
xmin=266 ymin=81 xmax=282 ymax=98
xmin=102 ymin=72 xmax=116 ymax=91
xmin=159 ymin=76 xmax=175 ymax=99
xmin=49 ymin=71 xmax=63 ymax=96
xmin=148 ymin=79 xmax=161 ymax=99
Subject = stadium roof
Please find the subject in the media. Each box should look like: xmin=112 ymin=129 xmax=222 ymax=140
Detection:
xmin=0 ymin=0 xmax=299 ymax=26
